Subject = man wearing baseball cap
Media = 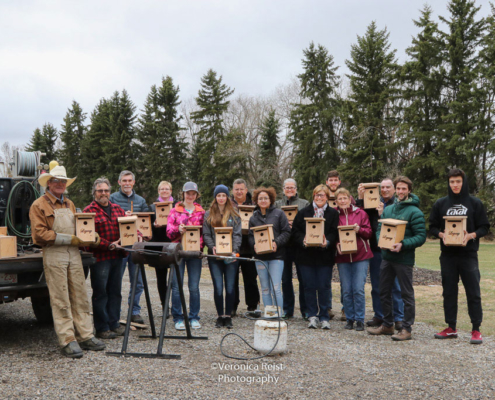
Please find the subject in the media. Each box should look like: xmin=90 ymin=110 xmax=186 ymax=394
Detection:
xmin=30 ymin=162 xmax=105 ymax=358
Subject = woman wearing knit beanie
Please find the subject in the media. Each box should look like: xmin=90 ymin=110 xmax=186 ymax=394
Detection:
xmin=203 ymin=185 xmax=242 ymax=329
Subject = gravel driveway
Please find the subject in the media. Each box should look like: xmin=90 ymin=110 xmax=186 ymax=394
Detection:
xmin=0 ymin=267 xmax=493 ymax=399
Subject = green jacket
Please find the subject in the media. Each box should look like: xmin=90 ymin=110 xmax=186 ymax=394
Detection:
xmin=376 ymin=193 xmax=426 ymax=265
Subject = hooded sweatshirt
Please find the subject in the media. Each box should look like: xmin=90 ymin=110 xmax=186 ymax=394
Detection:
xmin=429 ymin=175 xmax=489 ymax=255
xmin=376 ymin=193 xmax=426 ymax=265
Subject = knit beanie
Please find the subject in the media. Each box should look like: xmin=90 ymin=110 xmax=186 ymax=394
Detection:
xmin=214 ymin=184 xmax=229 ymax=198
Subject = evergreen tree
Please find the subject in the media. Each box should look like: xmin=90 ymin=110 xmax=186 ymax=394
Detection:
xmin=26 ymin=128 xmax=45 ymax=153
xmin=290 ymin=42 xmax=341 ymax=199
xmin=438 ymin=0 xmax=486 ymax=187
xmin=103 ymin=90 xmax=137 ymax=184
xmin=136 ymin=76 xmax=188 ymax=202
xmin=191 ymin=69 xmax=234 ymax=202
xmin=40 ymin=123 xmax=59 ymax=164
xmin=399 ymin=5 xmax=447 ymax=215
xmin=59 ymin=101 xmax=87 ymax=204
xmin=256 ymin=110 xmax=281 ymax=190
xmin=341 ymin=21 xmax=399 ymax=185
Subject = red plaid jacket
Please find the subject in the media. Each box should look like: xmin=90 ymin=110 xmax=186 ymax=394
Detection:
xmin=83 ymin=201 xmax=127 ymax=262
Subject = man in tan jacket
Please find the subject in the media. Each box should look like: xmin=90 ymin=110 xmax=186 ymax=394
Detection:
xmin=30 ymin=163 xmax=105 ymax=358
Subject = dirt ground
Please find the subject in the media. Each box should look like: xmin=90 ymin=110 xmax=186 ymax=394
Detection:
xmin=0 ymin=266 xmax=493 ymax=399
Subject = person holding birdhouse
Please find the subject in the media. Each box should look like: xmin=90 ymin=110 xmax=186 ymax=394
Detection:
xmin=334 ymin=188 xmax=373 ymax=332
xmin=429 ymin=168 xmax=489 ymax=344
xmin=203 ymin=185 xmax=242 ymax=329
xmin=30 ymin=162 xmax=105 ymax=358
xmin=291 ymin=184 xmax=339 ymax=330
xmin=248 ymin=187 xmax=291 ymax=315
xmin=83 ymin=177 xmax=127 ymax=340
xmin=368 ymin=176 xmax=426 ymax=341
xmin=167 ymin=182 xmax=205 ymax=330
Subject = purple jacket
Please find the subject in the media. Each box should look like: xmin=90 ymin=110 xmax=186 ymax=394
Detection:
xmin=335 ymin=204 xmax=373 ymax=264
xmin=166 ymin=202 xmax=206 ymax=250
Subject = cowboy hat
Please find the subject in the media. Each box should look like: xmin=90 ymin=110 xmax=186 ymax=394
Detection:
xmin=38 ymin=164 xmax=76 ymax=187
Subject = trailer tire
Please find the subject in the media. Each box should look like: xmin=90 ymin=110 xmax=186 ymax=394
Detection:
xmin=31 ymin=296 xmax=53 ymax=324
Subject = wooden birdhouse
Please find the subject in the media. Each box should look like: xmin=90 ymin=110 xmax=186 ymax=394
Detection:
xmin=305 ymin=218 xmax=326 ymax=247
xmin=74 ymin=213 xmax=96 ymax=243
xmin=133 ymin=212 xmax=154 ymax=237
xmin=338 ymin=225 xmax=357 ymax=254
xmin=251 ymin=224 xmax=274 ymax=254
xmin=362 ymin=183 xmax=381 ymax=209
xmin=443 ymin=216 xmax=468 ymax=246
xmin=0 ymin=236 xmax=16 ymax=258
xmin=239 ymin=205 xmax=256 ymax=234
xmin=0 ymin=227 xmax=7 ymax=236
xmin=328 ymin=196 xmax=337 ymax=208
xmin=214 ymin=227 xmax=233 ymax=256
xmin=181 ymin=225 xmax=201 ymax=252
xmin=153 ymin=201 xmax=173 ymax=225
xmin=281 ymin=206 xmax=298 ymax=222
xmin=118 ymin=216 xmax=138 ymax=247
xmin=378 ymin=219 xmax=408 ymax=250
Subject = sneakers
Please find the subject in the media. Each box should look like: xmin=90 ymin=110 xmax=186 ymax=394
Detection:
xmin=175 ymin=320 xmax=185 ymax=330
xmin=282 ymin=313 xmax=294 ymax=320
xmin=367 ymin=324 xmax=395 ymax=335
xmin=215 ymin=317 xmax=224 ymax=328
xmin=366 ymin=317 xmax=383 ymax=327
xmin=190 ymin=319 xmax=201 ymax=329
xmin=434 ymin=327 xmax=458 ymax=339
xmin=61 ymin=341 xmax=83 ymax=359
xmin=111 ymin=325 xmax=126 ymax=336
xmin=470 ymin=330 xmax=483 ymax=345
xmin=339 ymin=309 xmax=346 ymax=321
xmin=131 ymin=314 xmax=144 ymax=324
xmin=392 ymin=329 xmax=412 ymax=341
xmin=302 ymin=313 xmax=309 ymax=321
xmin=308 ymin=316 xmax=319 ymax=329
xmin=355 ymin=321 xmax=365 ymax=331
xmin=344 ymin=320 xmax=354 ymax=330
xmin=79 ymin=337 xmax=106 ymax=351
xmin=321 ymin=320 xmax=331 ymax=330
xmin=224 ymin=317 xmax=233 ymax=329
xmin=95 ymin=330 xmax=117 ymax=339
xmin=328 ymin=309 xmax=335 ymax=320
xmin=395 ymin=321 xmax=403 ymax=331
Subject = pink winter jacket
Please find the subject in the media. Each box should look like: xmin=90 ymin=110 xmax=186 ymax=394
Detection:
xmin=335 ymin=204 xmax=373 ymax=264
xmin=166 ymin=202 xmax=206 ymax=250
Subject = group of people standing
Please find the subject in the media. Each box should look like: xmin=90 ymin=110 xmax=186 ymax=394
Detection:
xmin=30 ymin=163 xmax=490 ymax=358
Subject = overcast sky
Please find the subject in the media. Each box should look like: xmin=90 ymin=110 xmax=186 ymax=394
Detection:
xmin=0 ymin=0 xmax=492 ymax=147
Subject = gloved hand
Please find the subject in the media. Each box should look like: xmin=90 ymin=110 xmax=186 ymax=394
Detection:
xmin=70 ymin=235 xmax=84 ymax=247
xmin=90 ymin=232 xmax=101 ymax=248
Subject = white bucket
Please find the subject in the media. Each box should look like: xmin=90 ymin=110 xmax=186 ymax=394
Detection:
xmin=253 ymin=320 xmax=288 ymax=355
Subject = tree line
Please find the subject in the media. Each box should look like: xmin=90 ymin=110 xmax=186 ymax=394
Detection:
xmin=18 ymin=0 xmax=495 ymax=227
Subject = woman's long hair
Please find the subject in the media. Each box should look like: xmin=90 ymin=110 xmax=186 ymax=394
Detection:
xmin=207 ymin=197 xmax=240 ymax=227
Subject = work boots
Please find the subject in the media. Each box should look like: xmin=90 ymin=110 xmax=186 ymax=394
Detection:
xmin=367 ymin=324 xmax=394 ymax=335
xmin=61 ymin=341 xmax=83 ymax=359
xmin=79 ymin=337 xmax=106 ymax=351
xmin=392 ymin=329 xmax=412 ymax=341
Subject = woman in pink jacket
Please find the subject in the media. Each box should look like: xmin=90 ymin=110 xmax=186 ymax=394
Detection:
xmin=335 ymin=188 xmax=373 ymax=332
xmin=167 ymin=182 xmax=205 ymax=331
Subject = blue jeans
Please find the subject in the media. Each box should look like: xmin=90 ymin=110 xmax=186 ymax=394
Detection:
xmin=171 ymin=257 xmax=202 ymax=323
xmin=90 ymin=258 xmax=125 ymax=332
xmin=369 ymin=250 xmax=404 ymax=321
xmin=255 ymin=259 xmax=284 ymax=310
xmin=338 ymin=260 xmax=369 ymax=323
xmin=208 ymin=259 xmax=238 ymax=316
xmin=282 ymin=247 xmax=307 ymax=316
xmin=299 ymin=265 xmax=332 ymax=321
xmin=121 ymin=253 xmax=143 ymax=315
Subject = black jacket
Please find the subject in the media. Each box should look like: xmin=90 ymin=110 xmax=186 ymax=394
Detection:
xmin=150 ymin=198 xmax=176 ymax=243
xmin=429 ymin=175 xmax=490 ymax=255
xmin=248 ymin=205 xmax=291 ymax=261
xmin=232 ymin=192 xmax=254 ymax=256
xmin=356 ymin=195 xmax=395 ymax=252
xmin=292 ymin=204 xmax=339 ymax=266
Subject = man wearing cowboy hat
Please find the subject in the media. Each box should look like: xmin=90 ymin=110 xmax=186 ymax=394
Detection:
xmin=30 ymin=162 xmax=105 ymax=358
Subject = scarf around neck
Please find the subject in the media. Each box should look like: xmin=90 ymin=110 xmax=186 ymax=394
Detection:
xmin=158 ymin=195 xmax=174 ymax=203
xmin=313 ymin=201 xmax=328 ymax=218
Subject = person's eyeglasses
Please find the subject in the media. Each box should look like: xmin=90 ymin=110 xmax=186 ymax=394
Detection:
xmin=96 ymin=189 xmax=110 ymax=193
xmin=49 ymin=179 xmax=67 ymax=184
xmin=314 ymin=194 xmax=327 ymax=198
xmin=284 ymin=187 xmax=296 ymax=190
xmin=258 ymin=197 xmax=270 ymax=201
xmin=160 ymin=188 xmax=171 ymax=191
